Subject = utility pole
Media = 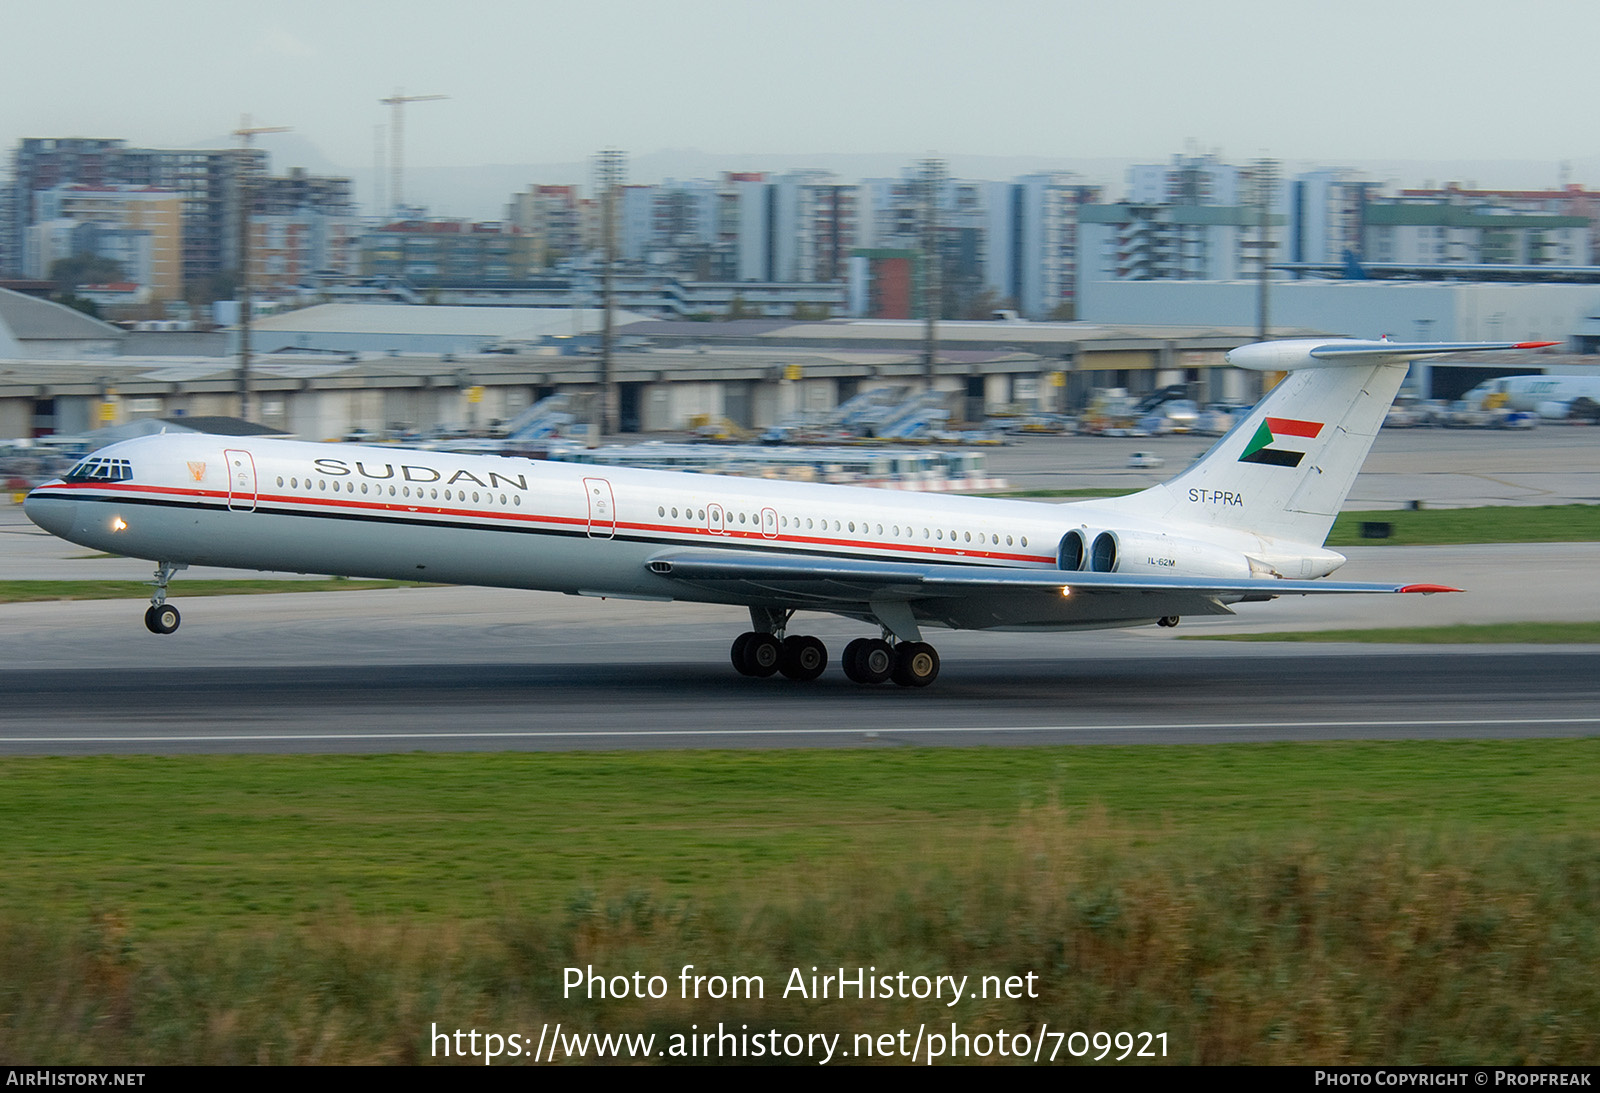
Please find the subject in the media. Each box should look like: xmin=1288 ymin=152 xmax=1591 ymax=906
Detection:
xmin=1253 ymin=157 xmax=1279 ymax=344
xmin=918 ymin=158 xmax=946 ymax=381
xmin=594 ymin=149 xmax=626 ymax=436
xmin=373 ymin=124 xmax=386 ymax=219
xmin=233 ymin=116 xmax=289 ymax=422
xmin=380 ymin=89 xmax=447 ymax=216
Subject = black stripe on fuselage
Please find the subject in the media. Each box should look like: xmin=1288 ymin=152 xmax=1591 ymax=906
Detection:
xmin=36 ymin=489 xmax=1027 ymax=571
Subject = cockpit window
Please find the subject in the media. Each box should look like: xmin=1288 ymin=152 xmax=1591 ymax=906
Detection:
xmin=63 ymin=457 xmax=133 ymax=483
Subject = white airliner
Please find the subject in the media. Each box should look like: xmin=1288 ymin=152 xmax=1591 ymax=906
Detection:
xmin=1461 ymin=373 xmax=1600 ymax=419
xmin=24 ymin=338 xmax=1544 ymax=687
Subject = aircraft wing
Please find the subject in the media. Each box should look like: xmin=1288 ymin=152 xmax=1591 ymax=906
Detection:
xmin=645 ymin=549 xmax=1454 ymax=634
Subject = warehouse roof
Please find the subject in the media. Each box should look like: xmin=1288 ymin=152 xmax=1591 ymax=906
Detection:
xmin=0 ymin=287 xmax=124 ymax=344
xmin=248 ymin=303 xmax=651 ymax=339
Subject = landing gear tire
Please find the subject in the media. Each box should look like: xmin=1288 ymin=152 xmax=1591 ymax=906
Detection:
xmin=144 ymin=603 xmax=180 ymax=635
xmin=731 ymin=631 xmax=756 ymax=674
xmin=733 ymin=632 xmax=782 ymax=677
xmin=842 ymin=638 xmax=895 ymax=685
xmin=891 ymin=641 xmax=939 ymax=688
xmin=778 ymin=635 xmax=828 ymax=681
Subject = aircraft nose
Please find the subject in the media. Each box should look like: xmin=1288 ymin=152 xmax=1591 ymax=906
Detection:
xmin=22 ymin=489 xmax=78 ymax=540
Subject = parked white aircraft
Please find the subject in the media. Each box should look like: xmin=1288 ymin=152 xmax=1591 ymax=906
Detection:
xmin=1461 ymin=373 xmax=1600 ymax=419
xmin=26 ymin=338 xmax=1544 ymax=686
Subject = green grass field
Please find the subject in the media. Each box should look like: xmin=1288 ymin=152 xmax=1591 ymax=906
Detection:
xmin=4 ymin=742 xmax=1594 ymax=931
xmin=982 ymin=487 xmax=1134 ymax=499
xmin=0 ymin=579 xmax=430 ymax=603
xmin=1327 ymin=504 xmax=1600 ymax=546
xmin=1192 ymin=621 xmax=1600 ymax=644
xmin=2 ymin=742 xmax=1598 ymax=1064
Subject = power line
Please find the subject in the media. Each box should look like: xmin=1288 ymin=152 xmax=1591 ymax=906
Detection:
xmin=232 ymin=116 xmax=289 ymax=422
xmin=918 ymin=158 xmax=947 ymax=379
xmin=594 ymin=149 xmax=627 ymax=436
xmin=1253 ymin=157 xmax=1279 ymax=343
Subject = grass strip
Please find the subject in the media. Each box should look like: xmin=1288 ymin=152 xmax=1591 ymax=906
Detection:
xmin=1327 ymin=503 xmax=1600 ymax=545
xmin=0 ymin=579 xmax=431 ymax=603
xmin=979 ymin=487 xmax=1134 ymax=499
xmin=1188 ymin=621 xmax=1600 ymax=644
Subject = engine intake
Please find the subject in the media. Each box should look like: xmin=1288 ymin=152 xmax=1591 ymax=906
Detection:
xmin=1057 ymin=529 xmax=1086 ymax=571
xmin=1090 ymin=531 xmax=1118 ymax=572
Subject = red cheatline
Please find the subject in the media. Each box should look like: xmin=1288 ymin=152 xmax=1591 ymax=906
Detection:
xmin=1265 ymin=417 xmax=1323 ymax=438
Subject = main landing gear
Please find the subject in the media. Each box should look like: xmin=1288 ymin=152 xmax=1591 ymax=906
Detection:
xmin=842 ymin=638 xmax=939 ymax=687
xmin=142 ymin=562 xmax=185 ymax=635
xmin=730 ymin=630 xmax=827 ymax=682
xmin=728 ymin=609 xmax=940 ymax=688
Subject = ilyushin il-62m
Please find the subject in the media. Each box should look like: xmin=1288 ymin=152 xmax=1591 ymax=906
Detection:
xmin=28 ymin=338 xmax=1543 ymax=687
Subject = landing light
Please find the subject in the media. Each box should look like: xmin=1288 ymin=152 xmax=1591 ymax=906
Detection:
xmin=1060 ymin=585 xmax=1072 ymax=597
xmin=111 ymin=516 xmax=127 ymax=532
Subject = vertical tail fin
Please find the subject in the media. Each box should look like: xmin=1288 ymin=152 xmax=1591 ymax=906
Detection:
xmin=1102 ymin=338 xmax=1556 ymax=547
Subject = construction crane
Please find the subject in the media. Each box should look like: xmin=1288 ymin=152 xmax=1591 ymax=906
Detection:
xmin=232 ymin=116 xmax=290 ymax=422
xmin=380 ymin=89 xmax=447 ymax=217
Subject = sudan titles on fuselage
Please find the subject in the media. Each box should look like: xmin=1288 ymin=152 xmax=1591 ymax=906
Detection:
xmin=310 ymin=457 xmax=531 ymax=493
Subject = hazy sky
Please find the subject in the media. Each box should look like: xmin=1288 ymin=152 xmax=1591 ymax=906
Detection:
xmin=5 ymin=0 xmax=1596 ymax=193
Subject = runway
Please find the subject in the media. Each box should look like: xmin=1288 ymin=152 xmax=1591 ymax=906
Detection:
xmin=3 ymin=428 xmax=1597 ymax=756
xmin=2 ymin=650 xmax=1598 ymax=753
xmin=1 ymin=584 xmax=1597 ymax=753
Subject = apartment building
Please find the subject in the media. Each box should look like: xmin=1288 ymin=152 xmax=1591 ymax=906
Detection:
xmin=24 ymin=184 xmax=183 ymax=305
xmin=1368 ymin=187 xmax=1591 ymax=266
xmin=5 ymin=138 xmax=353 ymax=297
xmin=360 ymin=219 xmax=537 ymax=284
xmin=505 ymin=184 xmax=584 ymax=267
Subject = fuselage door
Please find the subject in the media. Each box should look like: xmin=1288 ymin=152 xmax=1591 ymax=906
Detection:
xmin=583 ymin=477 xmax=615 ymax=539
xmin=224 ymin=448 xmax=257 ymax=512
xmin=707 ymin=503 xmax=725 ymax=535
xmin=761 ymin=507 xmax=779 ymax=538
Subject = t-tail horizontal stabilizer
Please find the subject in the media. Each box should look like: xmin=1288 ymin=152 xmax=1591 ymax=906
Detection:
xmin=1104 ymin=338 xmax=1558 ymax=549
xmin=1225 ymin=339 xmax=1559 ymax=371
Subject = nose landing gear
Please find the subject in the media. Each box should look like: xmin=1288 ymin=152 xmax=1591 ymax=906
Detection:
xmin=144 ymin=603 xmax=180 ymax=635
xmin=143 ymin=562 xmax=186 ymax=635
